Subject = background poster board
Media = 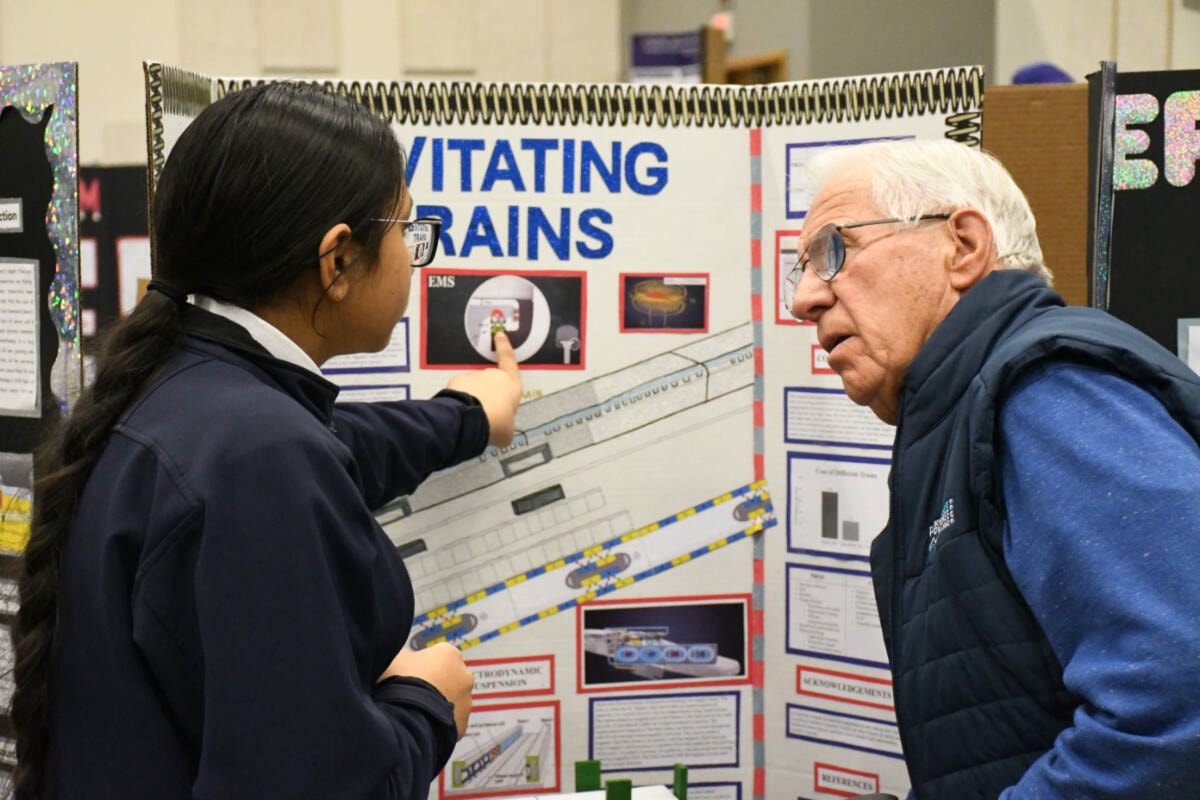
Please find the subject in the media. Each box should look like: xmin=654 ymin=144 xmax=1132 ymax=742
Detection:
xmin=0 ymin=60 xmax=82 ymax=791
xmin=757 ymin=72 xmax=982 ymax=799
xmin=1088 ymin=65 xmax=1200 ymax=366
xmin=77 ymin=165 xmax=152 ymax=346
xmin=628 ymin=32 xmax=703 ymax=85
xmin=146 ymin=63 xmax=982 ymax=800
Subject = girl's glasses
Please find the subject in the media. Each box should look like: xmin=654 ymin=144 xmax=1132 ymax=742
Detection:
xmin=371 ymin=216 xmax=443 ymax=267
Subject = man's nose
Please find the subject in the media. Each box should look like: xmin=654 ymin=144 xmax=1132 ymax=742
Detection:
xmin=789 ymin=265 xmax=832 ymax=322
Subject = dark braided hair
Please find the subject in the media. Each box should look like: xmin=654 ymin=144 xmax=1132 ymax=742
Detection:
xmin=10 ymin=81 xmax=407 ymax=798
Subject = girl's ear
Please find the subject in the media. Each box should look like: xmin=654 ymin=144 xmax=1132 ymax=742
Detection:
xmin=317 ymin=223 xmax=359 ymax=302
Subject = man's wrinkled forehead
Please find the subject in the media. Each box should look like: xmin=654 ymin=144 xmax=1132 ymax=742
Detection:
xmin=803 ymin=169 xmax=874 ymax=234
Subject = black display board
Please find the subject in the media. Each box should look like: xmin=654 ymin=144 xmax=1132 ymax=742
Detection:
xmin=0 ymin=105 xmax=60 ymax=453
xmin=1088 ymin=66 xmax=1200 ymax=356
xmin=78 ymin=165 xmax=150 ymax=348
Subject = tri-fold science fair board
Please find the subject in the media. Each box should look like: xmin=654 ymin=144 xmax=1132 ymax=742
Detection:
xmin=144 ymin=63 xmax=982 ymax=800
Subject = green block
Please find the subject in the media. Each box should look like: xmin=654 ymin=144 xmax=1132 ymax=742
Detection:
xmin=575 ymin=760 xmax=602 ymax=792
xmin=672 ymin=763 xmax=688 ymax=800
xmin=605 ymin=778 xmax=633 ymax=800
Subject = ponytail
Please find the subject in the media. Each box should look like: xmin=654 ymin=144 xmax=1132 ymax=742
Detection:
xmin=10 ymin=291 xmax=182 ymax=799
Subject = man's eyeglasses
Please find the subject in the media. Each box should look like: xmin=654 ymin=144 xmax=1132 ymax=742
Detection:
xmin=784 ymin=214 xmax=951 ymax=303
xmin=371 ymin=216 xmax=443 ymax=268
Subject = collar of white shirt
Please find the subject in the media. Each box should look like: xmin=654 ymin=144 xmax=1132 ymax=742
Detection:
xmin=192 ymin=294 xmax=322 ymax=376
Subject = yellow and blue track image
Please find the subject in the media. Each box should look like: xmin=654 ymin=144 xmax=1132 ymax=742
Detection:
xmin=409 ymin=480 xmax=774 ymax=651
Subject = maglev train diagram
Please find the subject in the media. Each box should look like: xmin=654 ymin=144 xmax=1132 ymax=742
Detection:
xmin=449 ymin=721 xmax=554 ymax=793
xmin=583 ymin=626 xmax=742 ymax=680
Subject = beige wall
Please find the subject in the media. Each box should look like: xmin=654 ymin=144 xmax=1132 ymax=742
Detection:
xmin=0 ymin=0 xmax=621 ymax=165
xmin=620 ymin=0 xmax=812 ymax=80
xmin=3 ymin=0 xmax=1199 ymax=165
xmin=995 ymin=0 xmax=1200 ymax=81
xmin=625 ymin=0 xmax=1200 ymax=94
xmin=807 ymin=0 xmax=995 ymax=81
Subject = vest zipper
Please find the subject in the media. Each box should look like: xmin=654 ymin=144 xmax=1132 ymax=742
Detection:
xmin=888 ymin=411 xmax=913 ymax=778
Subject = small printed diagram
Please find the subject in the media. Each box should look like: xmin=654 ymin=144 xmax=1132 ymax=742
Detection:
xmin=421 ymin=269 xmax=585 ymax=369
xmin=787 ymin=452 xmax=889 ymax=558
xmin=564 ymin=551 xmax=633 ymax=590
xmin=731 ymin=488 xmax=771 ymax=523
xmin=578 ymin=595 xmax=750 ymax=691
xmin=775 ymin=230 xmax=803 ymax=324
xmin=408 ymin=613 xmax=479 ymax=651
xmin=620 ymin=273 xmax=708 ymax=332
xmin=584 ymin=627 xmax=737 ymax=681
xmin=0 ymin=453 xmax=33 ymax=554
xmin=442 ymin=702 xmax=559 ymax=799
xmin=784 ymin=135 xmax=913 ymax=219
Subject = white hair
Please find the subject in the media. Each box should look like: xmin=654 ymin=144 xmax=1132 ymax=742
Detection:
xmin=805 ymin=140 xmax=1053 ymax=285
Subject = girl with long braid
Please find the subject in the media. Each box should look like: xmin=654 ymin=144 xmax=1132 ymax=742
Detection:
xmin=10 ymin=81 xmax=521 ymax=799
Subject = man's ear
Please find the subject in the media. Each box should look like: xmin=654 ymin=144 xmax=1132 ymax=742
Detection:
xmin=946 ymin=208 xmax=996 ymax=291
xmin=317 ymin=223 xmax=359 ymax=302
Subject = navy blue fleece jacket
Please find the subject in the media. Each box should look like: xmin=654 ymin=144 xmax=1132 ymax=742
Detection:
xmin=48 ymin=308 xmax=489 ymax=798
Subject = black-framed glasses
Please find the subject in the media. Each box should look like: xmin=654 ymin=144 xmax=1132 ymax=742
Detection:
xmin=784 ymin=214 xmax=951 ymax=303
xmin=371 ymin=216 xmax=443 ymax=268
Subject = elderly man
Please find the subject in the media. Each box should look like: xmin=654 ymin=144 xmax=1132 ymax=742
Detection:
xmin=787 ymin=140 xmax=1200 ymax=799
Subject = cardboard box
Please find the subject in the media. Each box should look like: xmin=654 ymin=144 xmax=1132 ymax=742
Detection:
xmin=982 ymin=83 xmax=1090 ymax=307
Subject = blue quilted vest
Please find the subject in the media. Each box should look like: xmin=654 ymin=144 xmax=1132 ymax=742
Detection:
xmin=871 ymin=269 xmax=1200 ymax=799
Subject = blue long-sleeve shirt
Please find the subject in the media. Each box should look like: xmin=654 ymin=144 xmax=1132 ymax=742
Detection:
xmin=997 ymin=361 xmax=1200 ymax=798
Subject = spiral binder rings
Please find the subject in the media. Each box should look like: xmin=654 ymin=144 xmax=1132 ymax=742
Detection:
xmin=144 ymin=62 xmax=983 ymax=190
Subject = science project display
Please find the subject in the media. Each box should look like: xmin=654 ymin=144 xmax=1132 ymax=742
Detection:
xmin=145 ymin=62 xmax=983 ymax=800
xmin=0 ymin=60 xmax=81 ymax=788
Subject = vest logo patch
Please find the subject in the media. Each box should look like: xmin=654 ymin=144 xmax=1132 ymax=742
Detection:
xmin=928 ymin=499 xmax=955 ymax=551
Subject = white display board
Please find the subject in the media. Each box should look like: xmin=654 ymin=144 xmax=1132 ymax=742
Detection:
xmin=145 ymin=63 xmax=983 ymax=800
